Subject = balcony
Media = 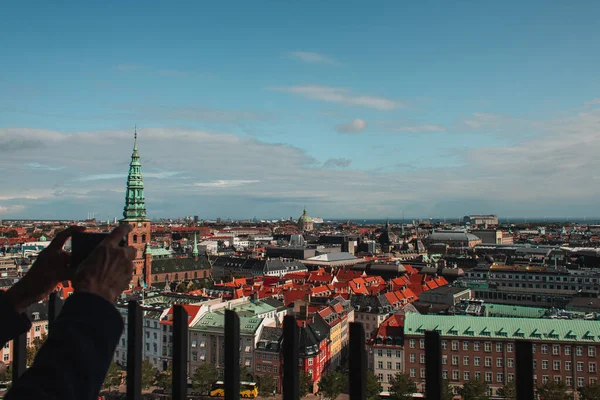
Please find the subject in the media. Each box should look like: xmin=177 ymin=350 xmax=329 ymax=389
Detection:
xmin=9 ymin=293 xmax=538 ymax=400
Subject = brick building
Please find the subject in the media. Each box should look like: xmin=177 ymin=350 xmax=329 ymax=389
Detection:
xmin=403 ymin=313 xmax=600 ymax=397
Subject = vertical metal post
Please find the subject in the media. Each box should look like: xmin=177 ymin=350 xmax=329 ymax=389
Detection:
xmin=283 ymin=315 xmax=299 ymax=400
xmin=516 ymin=340 xmax=534 ymax=400
xmin=126 ymin=301 xmax=142 ymax=400
xmin=225 ymin=310 xmax=240 ymax=400
xmin=349 ymin=323 xmax=366 ymax=400
xmin=48 ymin=292 xmax=62 ymax=331
xmin=425 ymin=331 xmax=442 ymax=400
xmin=173 ymin=305 xmax=189 ymax=400
xmin=11 ymin=333 xmax=26 ymax=381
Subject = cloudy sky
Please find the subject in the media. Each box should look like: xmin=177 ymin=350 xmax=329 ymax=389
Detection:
xmin=2 ymin=1 xmax=600 ymax=220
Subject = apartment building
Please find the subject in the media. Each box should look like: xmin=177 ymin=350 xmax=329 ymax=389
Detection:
xmin=368 ymin=314 xmax=404 ymax=391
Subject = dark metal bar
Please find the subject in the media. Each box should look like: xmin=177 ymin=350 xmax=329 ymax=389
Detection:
xmin=126 ymin=301 xmax=142 ymax=400
xmin=173 ymin=305 xmax=189 ymax=400
xmin=11 ymin=333 xmax=26 ymax=381
xmin=425 ymin=330 xmax=442 ymax=400
xmin=48 ymin=292 xmax=62 ymax=331
xmin=283 ymin=315 xmax=299 ymax=400
xmin=516 ymin=340 xmax=534 ymax=400
xmin=225 ymin=310 xmax=240 ymax=400
xmin=349 ymin=322 xmax=366 ymax=400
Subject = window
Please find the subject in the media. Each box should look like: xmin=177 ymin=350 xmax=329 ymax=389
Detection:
xmin=508 ymin=373 xmax=514 ymax=382
xmin=452 ymin=341 xmax=458 ymax=351
xmin=452 ymin=356 xmax=458 ymax=366
xmin=589 ymin=362 xmax=597 ymax=373
xmin=565 ymin=361 xmax=572 ymax=371
xmin=542 ymin=360 xmax=548 ymax=370
xmin=308 ymin=359 xmax=313 ymax=366
xmin=507 ymin=343 xmax=513 ymax=353
xmin=463 ymin=342 xmax=469 ymax=351
xmin=192 ymin=352 xmax=197 ymax=361
xmin=507 ymin=358 xmax=514 ymax=368
xmin=452 ymin=370 xmax=459 ymax=381
xmin=387 ymin=362 xmax=392 ymax=370
xmin=474 ymin=342 xmax=480 ymax=351
xmin=565 ymin=346 xmax=571 ymax=356
xmin=388 ymin=374 xmax=394 ymax=382
xmin=496 ymin=343 xmax=503 ymax=353
xmin=420 ymin=354 xmax=425 ymax=364
xmin=442 ymin=356 xmax=448 ymax=365
xmin=409 ymin=368 xmax=416 ymax=378
xmin=442 ymin=340 xmax=447 ymax=350
xmin=577 ymin=346 xmax=583 ymax=356
xmin=553 ymin=361 xmax=560 ymax=371
xmin=409 ymin=354 xmax=416 ymax=363
xmin=464 ymin=371 xmax=470 ymax=381
xmin=442 ymin=370 xmax=448 ymax=379
xmin=475 ymin=372 xmax=481 ymax=380
xmin=542 ymin=375 xmax=549 ymax=384
xmin=420 ymin=339 xmax=425 ymax=349
xmin=378 ymin=361 xmax=383 ymax=369
xmin=497 ymin=373 xmax=504 ymax=383
xmin=485 ymin=372 xmax=492 ymax=383
xmin=377 ymin=349 xmax=383 ymax=357
xmin=553 ymin=345 xmax=560 ymax=355
xmin=420 ymin=368 xmax=425 ymax=378
xmin=497 ymin=358 xmax=503 ymax=368
xmin=387 ymin=350 xmax=392 ymax=358
xmin=541 ymin=345 xmax=548 ymax=354
xmin=578 ymin=377 xmax=585 ymax=388
xmin=485 ymin=357 xmax=492 ymax=367
xmin=378 ymin=373 xmax=384 ymax=381
xmin=484 ymin=342 xmax=491 ymax=352
xmin=3 ymin=354 xmax=8 ymax=361
xmin=474 ymin=357 xmax=480 ymax=367
xmin=577 ymin=362 xmax=584 ymax=372
xmin=396 ymin=350 xmax=401 ymax=358
xmin=566 ymin=376 xmax=572 ymax=387
xmin=35 ymin=326 xmax=40 ymax=332
xmin=463 ymin=356 xmax=469 ymax=366
xmin=589 ymin=347 xmax=596 ymax=357
xmin=409 ymin=339 xmax=416 ymax=348
xmin=396 ymin=362 xmax=401 ymax=370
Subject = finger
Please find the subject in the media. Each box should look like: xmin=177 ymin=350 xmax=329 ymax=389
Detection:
xmin=123 ymin=246 xmax=136 ymax=260
xmin=104 ymin=224 xmax=132 ymax=246
xmin=57 ymin=251 xmax=74 ymax=281
xmin=48 ymin=225 xmax=86 ymax=251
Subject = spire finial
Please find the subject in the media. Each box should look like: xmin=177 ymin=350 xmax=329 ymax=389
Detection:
xmin=133 ymin=125 xmax=138 ymax=151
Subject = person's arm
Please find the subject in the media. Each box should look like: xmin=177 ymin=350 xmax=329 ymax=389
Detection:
xmin=0 ymin=291 xmax=31 ymax=348
xmin=5 ymin=292 xmax=123 ymax=399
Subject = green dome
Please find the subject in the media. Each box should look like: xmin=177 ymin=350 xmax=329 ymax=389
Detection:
xmin=298 ymin=208 xmax=312 ymax=224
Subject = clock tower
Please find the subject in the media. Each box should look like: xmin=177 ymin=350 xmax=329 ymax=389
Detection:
xmin=120 ymin=127 xmax=152 ymax=288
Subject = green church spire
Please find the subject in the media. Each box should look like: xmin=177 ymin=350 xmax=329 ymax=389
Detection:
xmin=122 ymin=127 xmax=148 ymax=221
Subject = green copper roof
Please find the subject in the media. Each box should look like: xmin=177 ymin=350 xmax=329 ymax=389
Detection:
xmin=192 ymin=312 xmax=263 ymax=334
xmin=404 ymin=313 xmax=600 ymax=342
xmin=484 ymin=303 xmax=548 ymax=318
xmin=122 ymin=127 xmax=149 ymax=221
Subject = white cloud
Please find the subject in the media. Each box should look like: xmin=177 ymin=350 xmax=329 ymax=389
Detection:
xmin=323 ymin=158 xmax=352 ymax=168
xmin=287 ymin=51 xmax=339 ymax=65
xmin=193 ymin=180 xmax=260 ymax=188
xmin=335 ymin=119 xmax=368 ymax=133
xmin=388 ymin=124 xmax=446 ymax=133
xmin=24 ymin=163 xmax=65 ymax=171
xmin=270 ymin=85 xmax=404 ymax=111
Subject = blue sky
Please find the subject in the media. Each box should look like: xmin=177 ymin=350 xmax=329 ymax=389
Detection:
xmin=2 ymin=1 xmax=600 ymax=220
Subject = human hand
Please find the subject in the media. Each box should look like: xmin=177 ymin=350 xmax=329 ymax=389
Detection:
xmin=72 ymin=224 xmax=136 ymax=303
xmin=5 ymin=226 xmax=85 ymax=313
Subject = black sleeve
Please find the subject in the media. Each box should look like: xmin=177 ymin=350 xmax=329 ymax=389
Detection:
xmin=0 ymin=291 xmax=31 ymax=347
xmin=5 ymin=292 xmax=124 ymax=400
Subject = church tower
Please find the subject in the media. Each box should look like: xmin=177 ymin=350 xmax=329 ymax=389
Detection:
xmin=121 ymin=127 xmax=152 ymax=288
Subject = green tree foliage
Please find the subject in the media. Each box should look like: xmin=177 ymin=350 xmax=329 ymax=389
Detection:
xmin=441 ymin=379 xmax=455 ymax=400
xmin=102 ymin=362 xmax=123 ymax=391
xmin=141 ymin=360 xmax=157 ymax=389
xmin=579 ymin=382 xmax=600 ymax=400
xmin=536 ymin=381 xmax=571 ymax=400
xmin=155 ymin=365 xmax=172 ymax=392
xmin=366 ymin=370 xmax=383 ymax=400
xmin=240 ymin=366 xmax=253 ymax=382
xmin=26 ymin=334 xmax=47 ymax=366
xmin=457 ymin=378 xmax=489 ymax=400
xmin=388 ymin=373 xmax=418 ymax=400
xmin=319 ymin=370 xmax=345 ymax=400
xmin=175 ymin=282 xmax=188 ymax=293
xmin=257 ymin=374 xmax=276 ymax=396
xmin=191 ymin=363 xmax=219 ymax=395
xmin=498 ymin=382 xmax=516 ymax=400
xmin=299 ymin=371 xmax=312 ymax=397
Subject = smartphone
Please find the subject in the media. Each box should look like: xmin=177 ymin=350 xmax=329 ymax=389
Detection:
xmin=70 ymin=232 xmax=110 ymax=269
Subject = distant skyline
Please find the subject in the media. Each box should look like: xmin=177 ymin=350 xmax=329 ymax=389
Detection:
xmin=2 ymin=1 xmax=600 ymax=219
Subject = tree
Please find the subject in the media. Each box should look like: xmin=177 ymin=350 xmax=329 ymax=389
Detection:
xmin=299 ymin=370 xmax=312 ymax=397
xmin=319 ymin=370 xmax=345 ymax=400
xmin=257 ymin=374 xmax=276 ymax=396
xmin=175 ymin=282 xmax=188 ymax=293
xmin=579 ymin=382 xmax=600 ymax=400
xmin=141 ymin=360 xmax=157 ymax=390
xmin=388 ymin=373 xmax=418 ymax=400
xmin=537 ymin=381 xmax=571 ymax=400
xmin=239 ymin=366 xmax=253 ymax=382
xmin=26 ymin=334 xmax=47 ymax=366
xmin=155 ymin=365 xmax=172 ymax=393
xmin=366 ymin=370 xmax=383 ymax=400
xmin=103 ymin=362 xmax=123 ymax=391
xmin=457 ymin=378 xmax=489 ymax=400
xmin=191 ymin=363 xmax=218 ymax=395
xmin=441 ymin=379 xmax=455 ymax=400
xmin=498 ymin=382 xmax=516 ymax=400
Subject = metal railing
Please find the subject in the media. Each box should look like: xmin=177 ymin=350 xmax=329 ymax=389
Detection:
xmin=11 ymin=293 xmax=537 ymax=399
